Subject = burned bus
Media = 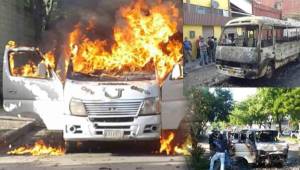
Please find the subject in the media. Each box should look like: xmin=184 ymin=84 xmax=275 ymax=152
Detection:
xmin=216 ymin=16 xmax=300 ymax=79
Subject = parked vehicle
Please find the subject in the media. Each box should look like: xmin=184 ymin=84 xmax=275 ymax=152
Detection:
xmin=232 ymin=129 xmax=288 ymax=167
xmin=255 ymin=130 xmax=289 ymax=166
xmin=2 ymin=43 xmax=186 ymax=152
xmin=290 ymin=130 xmax=299 ymax=138
xmin=282 ymin=129 xmax=291 ymax=136
xmin=216 ymin=16 xmax=300 ymax=79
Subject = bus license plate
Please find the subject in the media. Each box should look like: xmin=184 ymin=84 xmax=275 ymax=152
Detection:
xmin=228 ymin=69 xmax=236 ymax=74
xmin=104 ymin=130 xmax=124 ymax=138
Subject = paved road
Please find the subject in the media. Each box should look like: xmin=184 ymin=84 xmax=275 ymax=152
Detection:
xmin=0 ymin=127 xmax=187 ymax=170
xmin=184 ymin=61 xmax=300 ymax=88
xmin=0 ymin=155 xmax=186 ymax=170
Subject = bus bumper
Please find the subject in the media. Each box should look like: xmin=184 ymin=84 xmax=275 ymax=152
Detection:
xmin=63 ymin=114 xmax=161 ymax=141
xmin=216 ymin=65 xmax=260 ymax=79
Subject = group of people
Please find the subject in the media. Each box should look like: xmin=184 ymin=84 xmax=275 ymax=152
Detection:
xmin=183 ymin=36 xmax=218 ymax=66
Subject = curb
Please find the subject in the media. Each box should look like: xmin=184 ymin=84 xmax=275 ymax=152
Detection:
xmin=185 ymin=63 xmax=216 ymax=73
xmin=0 ymin=119 xmax=36 ymax=147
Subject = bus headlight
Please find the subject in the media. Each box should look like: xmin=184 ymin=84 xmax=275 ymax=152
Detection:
xmin=70 ymin=98 xmax=87 ymax=116
xmin=140 ymin=97 xmax=161 ymax=115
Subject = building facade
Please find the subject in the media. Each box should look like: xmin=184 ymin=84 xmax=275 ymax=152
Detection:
xmin=282 ymin=0 xmax=300 ymax=20
xmin=253 ymin=0 xmax=282 ymax=19
xmin=0 ymin=0 xmax=37 ymax=100
xmin=231 ymin=0 xmax=282 ymax=19
xmin=183 ymin=0 xmax=231 ymax=58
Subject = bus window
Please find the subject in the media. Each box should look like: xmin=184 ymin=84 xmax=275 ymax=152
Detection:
xmin=275 ymin=27 xmax=284 ymax=43
xmin=261 ymin=26 xmax=273 ymax=48
xmin=287 ymin=28 xmax=298 ymax=41
xmin=220 ymin=25 xmax=258 ymax=47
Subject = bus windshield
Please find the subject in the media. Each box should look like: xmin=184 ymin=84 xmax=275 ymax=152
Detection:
xmin=220 ymin=25 xmax=259 ymax=47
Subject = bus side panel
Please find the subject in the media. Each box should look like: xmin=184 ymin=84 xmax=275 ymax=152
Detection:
xmin=274 ymin=41 xmax=300 ymax=69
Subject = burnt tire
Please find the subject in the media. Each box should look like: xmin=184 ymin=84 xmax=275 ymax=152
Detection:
xmin=65 ymin=141 xmax=77 ymax=153
xmin=276 ymin=161 xmax=284 ymax=168
xmin=265 ymin=63 xmax=274 ymax=79
xmin=236 ymin=159 xmax=250 ymax=170
xmin=146 ymin=139 xmax=161 ymax=153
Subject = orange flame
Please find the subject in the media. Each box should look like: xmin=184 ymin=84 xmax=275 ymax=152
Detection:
xmin=7 ymin=140 xmax=64 ymax=156
xmin=44 ymin=51 xmax=56 ymax=69
xmin=66 ymin=0 xmax=182 ymax=84
xmin=9 ymin=49 xmax=55 ymax=78
xmin=160 ymin=132 xmax=175 ymax=155
xmin=159 ymin=131 xmax=191 ymax=156
xmin=8 ymin=1 xmax=182 ymax=84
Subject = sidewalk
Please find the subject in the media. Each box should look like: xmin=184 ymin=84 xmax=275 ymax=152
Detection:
xmin=184 ymin=60 xmax=227 ymax=89
xmin=0 ymin=110 xmax=36 ymax=148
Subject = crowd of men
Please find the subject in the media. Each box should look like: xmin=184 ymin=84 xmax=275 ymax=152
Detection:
xmin=183 ymin=36 xmax=218 ymax=66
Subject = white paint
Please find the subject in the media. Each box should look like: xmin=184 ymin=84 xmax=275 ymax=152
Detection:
xmin=230 ymin=0 xmax=252 ymax=14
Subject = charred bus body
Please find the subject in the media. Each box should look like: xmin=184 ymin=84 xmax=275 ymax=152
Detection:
xmin=232 ymin=129 xmax=288 ymax=167
xmin=216 ymin=16 xmax=300 ymax=79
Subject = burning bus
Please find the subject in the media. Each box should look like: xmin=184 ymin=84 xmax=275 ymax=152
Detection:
xmin=2 ymin=1 xmax=187 ymax=153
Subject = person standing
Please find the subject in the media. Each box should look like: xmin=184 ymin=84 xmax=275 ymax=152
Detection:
xmin=183 ymin=37 xmax=193 ymax=63
xmin=209 ymin=133 xmax=227 ymax=170
xmin=196 ymin=36 xmax=201 ymax=59
xmin=199 ymin=37 xmax=208 ymax=66
xmin=207 ymin=36 xmax=215 ymax=63
xmin=212 ymin=37 xmax=217 ymax=63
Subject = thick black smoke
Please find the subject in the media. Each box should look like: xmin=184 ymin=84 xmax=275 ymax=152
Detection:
xmin=40 ymin=0 xmax=182 ymax=72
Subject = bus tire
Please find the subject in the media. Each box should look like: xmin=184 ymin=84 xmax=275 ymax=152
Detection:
xmin=265 ymin=63 xmax=274 ymax=79
xmin=297 ymin=55 xmax=300 ymax=63
xmin=65 ymin=141 xmax=77 ymax=153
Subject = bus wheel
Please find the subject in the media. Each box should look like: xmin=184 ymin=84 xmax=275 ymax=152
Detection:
xmin=65 ymin=141 xmax=77 ymax=153
xmin=297 ymin=55 xmax=300 ymax=62
xmin=265 ymin=63 xmax=274 ymax=79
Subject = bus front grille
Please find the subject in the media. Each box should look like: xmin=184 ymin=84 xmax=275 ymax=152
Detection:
xmin=83 ymin=100 xmax=143 ymax=116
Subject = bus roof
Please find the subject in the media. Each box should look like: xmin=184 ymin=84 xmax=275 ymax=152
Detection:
xmin=226 ymin=16 xmax=300 ymax=28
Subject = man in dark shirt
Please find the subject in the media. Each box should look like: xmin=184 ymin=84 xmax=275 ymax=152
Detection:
xmin=207 ymin=37 xmax=215 ymax=63
xmin=196 ymin=36 xmax=201 ymax=59
xmin=183 ymin=37 xmax=192 ymax=63
xmin=209 ymin=133 xmax=227 ymax=170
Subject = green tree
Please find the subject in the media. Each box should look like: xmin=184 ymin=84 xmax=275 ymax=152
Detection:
xmin=230 ymin=94 xmax=268 ymax=128
xmin=212 ymin=88 xmax=234 ymax=122
xmin=259 ymin=88 xmax=290 ymax=133
xmin=281 ymin=88 xmax=300 ymax=129
xmin=230 ymin=88 xmax=300 ymax=132
xmin=230 ymin=100 xmax=252 ymax=126
xmin=187 ymin=87 xmax=214 ymax=139
xmin=187 ymin=88 xmax=233 ymax=138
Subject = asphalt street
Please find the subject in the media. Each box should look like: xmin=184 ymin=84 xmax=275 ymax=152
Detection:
xmin=0 ymin=127 xmax=187 ymax=170
xmin=184 ymin=60 xmax=300 ymax=88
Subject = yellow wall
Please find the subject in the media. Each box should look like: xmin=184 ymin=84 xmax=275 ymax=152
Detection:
xmin=184 ymin=25 xmax=223 ymax=58
xmin=183 ymin=25 xmax=202 ymax=58
xmin=183 ymin=0 xmax=229 ymax=10
xmin=213 ymin=26 xmax=222 ymax=41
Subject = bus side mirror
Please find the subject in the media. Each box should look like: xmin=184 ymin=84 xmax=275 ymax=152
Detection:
xmin=170 ymin=64 xmax=184 ymax=80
